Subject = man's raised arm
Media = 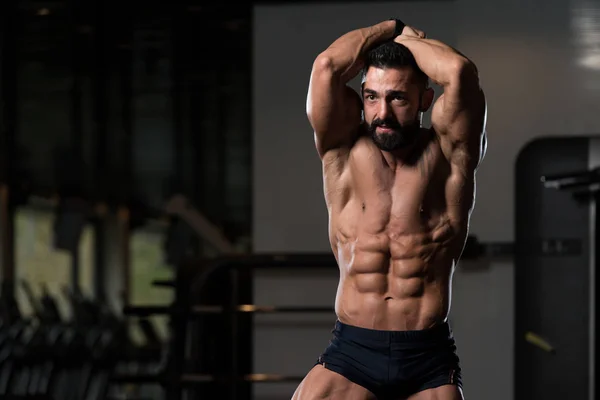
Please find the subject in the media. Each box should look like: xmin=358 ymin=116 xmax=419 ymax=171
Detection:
xmin=307 ymin=20 xmax=400 ymax=158
xmin=394 ymin=35 xmax=487 ymax=170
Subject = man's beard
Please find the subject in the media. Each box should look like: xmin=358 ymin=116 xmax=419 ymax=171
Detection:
xmin=368 ymin=117 xmax=421 ymax=151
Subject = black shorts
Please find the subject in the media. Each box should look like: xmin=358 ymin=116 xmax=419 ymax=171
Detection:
xmin=316 ymin=320 xmax=462 ymax=399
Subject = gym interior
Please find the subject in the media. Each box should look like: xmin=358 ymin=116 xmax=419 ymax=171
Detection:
xmin=0 ymin=0 xmax=599 ymax=399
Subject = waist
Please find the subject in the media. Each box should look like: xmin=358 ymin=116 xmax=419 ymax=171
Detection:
xmin=333 ymin=319 xmax=453 ymax=343
xmin=335 ymin=279 xmax=451 ymax=330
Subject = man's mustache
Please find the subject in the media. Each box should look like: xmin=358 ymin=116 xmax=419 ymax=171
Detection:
xmin=370 ymin=118 xmax=402 ymax=130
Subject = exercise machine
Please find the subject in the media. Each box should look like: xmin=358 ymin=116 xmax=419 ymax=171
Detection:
xmin=515 ymin=136 xmax=600 ymax=400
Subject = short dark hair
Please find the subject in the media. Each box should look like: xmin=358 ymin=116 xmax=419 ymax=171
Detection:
xmin=361 ymin=41 xmax=428 ymax=88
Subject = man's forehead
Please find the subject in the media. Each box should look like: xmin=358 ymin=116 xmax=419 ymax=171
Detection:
xmin=362 ymin=67 xmax=415 ymax=89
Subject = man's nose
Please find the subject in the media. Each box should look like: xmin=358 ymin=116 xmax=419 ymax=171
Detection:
xmin=378 ymin=101 xmax=391 ymax=120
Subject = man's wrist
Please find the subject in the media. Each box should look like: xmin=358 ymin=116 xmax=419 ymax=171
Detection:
xmin=388 ymin=18 xmax=406 ymax=38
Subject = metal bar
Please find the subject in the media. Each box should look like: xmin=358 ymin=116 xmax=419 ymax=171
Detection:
xmin=92 ymin=218 xmax=106 ymax=302
xmin=229 ymin=268 xmax=239 ymax=400
xmin=595 ymin=199 xmax=599 ymax=400
xmin=193 ymin=253 xmax=337 ymax=274
xmin=152 ymin=279 xmax=176 ymax=288
xmin=216 ymin=32 xmax=228 ymax=230
xmin=589 ymin=140 xmax=599 ymax=400
xmin=69 ymin=0 xmax=84 ymax=197
xmin=111 ymin=373 xmax=162 ymax=384
xmin=71 ymin=248 xmax=80 ymax=292
xmin=180 ymin=373 xmax=304 ymax=384
xmin=91 ymin=0 xmax=109 ymax=302
xmin=191 ymin=305 xmax=334 ymax=314
xmin=171 ymin=4 xmax=184 ymax=191
xmin=112 ymin=372 xmax=306 ymax=385
xmin=0 ymin=186 xmax=15 ymax=295
xmin=166 ymin=257 xmax=188 ymax=400
xmin=117 ymin=0 xmax=134 ymax=204
xmin=0 ymin=0 xmax=18 ymax=295
xmin=93 ymin=0 xmax=108 ymax=192
xmin=485 ymin=242 xmax=514 ymax=258
xmin=122 ymin=305 xmax=172 ymax=316
xmin=123 ymin=304 xmax=335 ymax=316
xmin=541 ymin=168 xmax=600 ymax=190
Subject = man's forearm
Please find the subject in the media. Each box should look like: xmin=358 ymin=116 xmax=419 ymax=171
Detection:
xmin=317 ymin=20 xmax=397 ymax=83
xmin=394 ymin=36 xmax=477 ymax=87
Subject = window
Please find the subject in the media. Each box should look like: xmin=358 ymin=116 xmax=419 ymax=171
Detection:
xmin=129 ymin=227 xmax=174 ymax=342
xmin=15 ymin=207 xmax=95 ymax=318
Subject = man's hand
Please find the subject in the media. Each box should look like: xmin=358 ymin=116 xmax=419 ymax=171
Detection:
xmin=401 ymin=25 xmax=426 ymax=39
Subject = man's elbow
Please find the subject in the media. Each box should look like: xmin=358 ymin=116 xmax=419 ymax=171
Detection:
xmin=313 ymin=53 xmax=336 ymax=75
xmin=447 ymin=57 xmax=480 ymax=88
xmin=461 ymin=60 xmax=481 ymax=87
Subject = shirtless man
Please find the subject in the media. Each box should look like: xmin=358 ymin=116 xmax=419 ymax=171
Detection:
xmin=293 ymin=19 xmax=487 ymax=400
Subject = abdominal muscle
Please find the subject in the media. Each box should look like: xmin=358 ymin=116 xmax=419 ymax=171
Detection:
xmin=332 ymin=223 xmax=457 ymax=332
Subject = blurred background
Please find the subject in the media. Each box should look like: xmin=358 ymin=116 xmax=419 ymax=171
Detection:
xmin=1 ymin=0 xmax=600 ymax=399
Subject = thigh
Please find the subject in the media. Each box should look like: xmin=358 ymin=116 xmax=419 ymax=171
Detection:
xmin=292 ymin=364 xmax=377 ymax=400
xmin=405 ymin=385 xmax=464 ymax=400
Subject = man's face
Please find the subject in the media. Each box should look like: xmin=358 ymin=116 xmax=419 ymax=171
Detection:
xmin=362 ymin=66 xmax=425 ymax=152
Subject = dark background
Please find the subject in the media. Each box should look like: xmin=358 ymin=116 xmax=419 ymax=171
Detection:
xmin=2 ymin=1 xmax=598 ymax=400
xmin=1 ymin=0 xmax=254 ymax=246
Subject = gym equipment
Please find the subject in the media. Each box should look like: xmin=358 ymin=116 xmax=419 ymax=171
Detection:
xmin=123 ymin=235 xmax=514 ymax=322
xmin=515 ymin=137 xmax=599 ymax=400
xmin=119 ymin=239 xmax=515 ymax=400
xmin=0 ymin=279 xmax=163 ymax=400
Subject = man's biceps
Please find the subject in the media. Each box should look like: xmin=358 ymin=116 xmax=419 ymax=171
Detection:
xmin=310 ymin=111 xmax=348 ymax=138
xmin=460 ymin=87 xmax=486 ymax=121
xmin=440 ymin=114 xmax=483 ymax=148
xmin=444 ymin=83 xmax=484 ymax=112
xmin=448 ymin=98 xmax=486 ymax=131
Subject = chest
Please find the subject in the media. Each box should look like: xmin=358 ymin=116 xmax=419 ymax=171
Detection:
xmin=339 ymin=137 xmax=450 ymax=233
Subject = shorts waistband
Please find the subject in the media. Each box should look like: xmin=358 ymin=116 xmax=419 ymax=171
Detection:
xmin=334 ymin=320 xmax=452 ymax=342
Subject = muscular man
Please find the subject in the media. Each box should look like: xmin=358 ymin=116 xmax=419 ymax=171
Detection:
xmin=293 ymin=19 xmax=487 ymax=400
